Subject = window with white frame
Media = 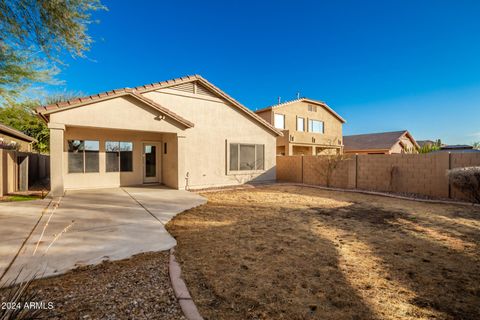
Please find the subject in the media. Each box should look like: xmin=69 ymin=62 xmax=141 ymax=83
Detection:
xmin=68 ymin=140 xmax=99 ymax=173
xmin=297 ymin=117 xmax=305 ymax=132
xmin=229 ymin=143 xmax=264 ymax=171
xmin=308 ymin=119 xmax=324 ymax=133
xmin=274 ymin=114 xmax=285 ymax=129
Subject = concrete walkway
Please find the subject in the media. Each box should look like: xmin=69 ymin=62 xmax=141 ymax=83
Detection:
xmin=0 ymin=186 xmax=206 ymax=285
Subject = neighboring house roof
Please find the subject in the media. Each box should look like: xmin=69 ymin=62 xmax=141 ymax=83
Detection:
xmin=441 ymin=144 xmax=473 ymax=150
xmin=344 ymin=130 xmax=419 ymax=152
xmin=417 ymin=140 xmax=436 ymax=148
xmin=255 ymin=98 xmax=346 ymax=123
xmin=0 ymin=122 xmax=36 ymax=142
xmin=431 ymin=148 xmax=480 ymax=154
xmin=36 ymin=75 xmax=282 ymax=136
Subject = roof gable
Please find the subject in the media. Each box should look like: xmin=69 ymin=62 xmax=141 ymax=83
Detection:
xmin=36 ymin=75 xmax=282 ymax=136
xmin=37 ymin=90 xmax=193 ymax=129
xmin=255 ymin=98 xmax=346 ymax=123
xmin=344 ymin=130 xmax=419 ymax=151
xmin=0 ymin=123 xmax=36 ymax=142
xmin=167 ymin=81 xmax=218 ymax=99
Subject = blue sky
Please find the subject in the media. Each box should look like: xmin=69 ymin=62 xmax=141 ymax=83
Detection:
xmin=46 ymin=0 xmax=480 ymax=144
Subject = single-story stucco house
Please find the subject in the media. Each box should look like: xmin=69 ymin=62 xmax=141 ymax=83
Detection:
xmin=36 ymin=75 xmax=282 ymax=196
xmin=344 ymin=130 xmax=419 ymax=154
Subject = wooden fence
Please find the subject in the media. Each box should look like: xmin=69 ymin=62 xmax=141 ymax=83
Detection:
xmin=277 ymin=153 xmax=480 ymax=202
xmin=0 ymin=149 xmax=50 ymax=196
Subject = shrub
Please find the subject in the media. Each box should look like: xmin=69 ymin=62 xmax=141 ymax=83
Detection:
xmin=0 ymin=271 xmax=43 ymax=320
xmin=448 ymin=167 xmax=480 ymax=203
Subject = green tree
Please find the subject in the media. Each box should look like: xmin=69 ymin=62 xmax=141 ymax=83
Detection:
xmin=418 ymin=144 xmax=440 ymax=154
xmin=0 ymin=92 xmax=83 ymax=153
xmin=0 ymin=0 xmax=106 ymax=101
xmin=473 ymin=142 xmax=480 ymax=150
xmin=0 ymin=100 xmax=49 ymax=153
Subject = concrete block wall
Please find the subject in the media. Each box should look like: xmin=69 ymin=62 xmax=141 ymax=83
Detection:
xmin=356 ymin=153 xmax=450 ymax=198
xmin=276 ymin=155 xmax=303 ymax=183
xmin=302 ymin=156 xmax=351 ymax=188
xmin=277 ymin=153 xmax=480 ymax=201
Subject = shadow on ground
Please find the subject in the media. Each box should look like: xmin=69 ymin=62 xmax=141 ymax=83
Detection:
xmin=166 ymin=185 xmax=480 ymax=320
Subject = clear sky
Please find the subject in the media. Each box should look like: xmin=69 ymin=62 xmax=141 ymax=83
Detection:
xmin=46 ymin=0 xmax=480 ymax=144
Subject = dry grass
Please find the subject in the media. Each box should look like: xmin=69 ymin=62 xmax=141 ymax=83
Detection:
xmin=166 ymin=185 xmax=480 ymax=320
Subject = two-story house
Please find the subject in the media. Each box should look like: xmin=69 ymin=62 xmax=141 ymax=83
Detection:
xmin=255 ymin=98 xmax=346 ymax=156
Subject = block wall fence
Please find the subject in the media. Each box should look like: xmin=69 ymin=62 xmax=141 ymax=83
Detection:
xmin=276 ymin=153 xmax=480 ymax=202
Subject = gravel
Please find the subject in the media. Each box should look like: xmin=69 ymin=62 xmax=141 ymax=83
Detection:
xmin=2 ymin=251 xmax=186 ymax=320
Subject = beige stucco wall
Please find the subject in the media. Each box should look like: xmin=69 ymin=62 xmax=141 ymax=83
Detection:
xmin=274 ymin=101 xmax=343 ymax=138
xmin=0 ymin=133 xmax=32 ymax=152
xmin=256 ymin=110 xmax=272 ymax=124
xmin=390 ymin=136 xmax=418 ymax=154
xmin=143 ymin=88 xmax=277 ymax=189
xmin=61 ymin=127 xmax=168 ymax=190
xmin=256 ymin=101 xmax=343 ymax=155
xmin=0 ymin=149 xmax=17 ymax=196
xmin=47 ymin=84 xmax=277 ymax=194
xmin=50 ymin=96 xmax=185 ymax=134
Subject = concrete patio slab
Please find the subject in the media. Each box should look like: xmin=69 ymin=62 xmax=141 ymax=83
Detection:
xmin=0 ymin=199 xmax=51 ymax=275
xmin=123 ymin=186 xmax=207 ymax=224
xmin=0 ymin=187 xmax=206 ymax=285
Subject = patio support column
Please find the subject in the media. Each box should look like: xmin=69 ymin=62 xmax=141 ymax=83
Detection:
xmin=49 ymin=123 xmax=65 ymax=197
xmin=287 ymin=144 xmax=293 ymax=156
xmin=177 ymin=135 xmax=187 ymax=190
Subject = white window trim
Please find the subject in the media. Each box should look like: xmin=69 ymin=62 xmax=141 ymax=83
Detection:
xmin=297 ymin=116 xmax=305 ymax=132
xmin=274 ymin=113 xmax=285 ymax=130
xmin=308 ymin=119 xmax=325 ymax=134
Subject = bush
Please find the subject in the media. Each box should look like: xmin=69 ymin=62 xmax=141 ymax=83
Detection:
xmin=448 ymin=167 xmax=480 ymax=203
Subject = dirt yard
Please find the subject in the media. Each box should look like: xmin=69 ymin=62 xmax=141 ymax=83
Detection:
xmin=0 ymin=252 xmax=185 ymax=320
xmin=166 ymin=185 xmax=480 ymax=320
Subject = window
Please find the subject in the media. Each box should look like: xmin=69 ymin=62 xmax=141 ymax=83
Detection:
xmin=106 ymin=141 xmax=133 ymax=172
xmin=308 ymin=105 xmax=317 ymax=112
xmin=309 ymin=119 xmax=324 ymax=133
xmin=297 ymin=117 xmax=305 ymax=132
xmin=68 ymin=140 xmax=99 ymax=173
xmin=229 ymin=143 xmax=264 ymax=171
xmin=274 ymin=114 xmax=285 ymax=129
xmin=164 ymin=142 xmax=167 ymax=154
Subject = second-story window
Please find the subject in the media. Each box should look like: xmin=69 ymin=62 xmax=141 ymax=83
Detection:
xmin=309 ymin=119 xmax=324 ymax=133
xmin=274 ymin=114 xmax=285 ymax=129
xmin=297 ymin=117 xmax=305 ymax=132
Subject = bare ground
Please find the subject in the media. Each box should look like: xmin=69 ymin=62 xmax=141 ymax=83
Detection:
xmin=0 ymin=251 xmax=185 ymax=320
xmin=166 ymin=185 xmax=480 ymax=320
